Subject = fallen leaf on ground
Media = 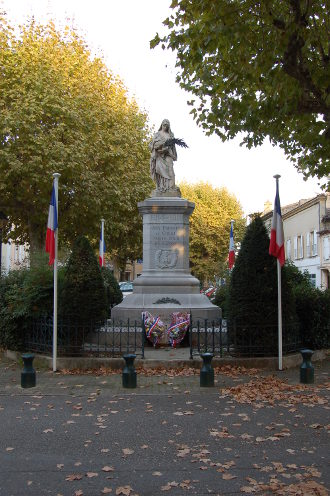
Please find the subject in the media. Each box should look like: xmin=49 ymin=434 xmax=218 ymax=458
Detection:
xmin=115 ymin=486 xmax=133 ymax=495
xmin=102 ymin=466 xmax=115 ymax=472
xmin=222 ymin=473 xmax=237 ymax=480
xmin=66 ymin=474 xmax=83 ymax=481
xmin=122 ymin=448 xmax=134 ymax=456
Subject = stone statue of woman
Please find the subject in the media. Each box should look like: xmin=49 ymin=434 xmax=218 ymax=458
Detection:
xmin=149 ymin=119 xmax=180 ymax=195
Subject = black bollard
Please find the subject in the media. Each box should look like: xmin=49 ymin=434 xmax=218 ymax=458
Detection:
xmin=300 ymin=349 xmax=314 ymax=384
xmin=21 ymin=354 xmax=36 ymax=388
xmin=122 ymin=354 xmax=137 ymax=388
xmin=200 ymin=352 xmax=214 ymax=387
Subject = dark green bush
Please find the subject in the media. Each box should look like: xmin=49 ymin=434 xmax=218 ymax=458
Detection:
xmin=60 ymin=236 xmax=107 ymax=323
xmin=284 ymin=263 xmax=330 ymax=349
xmin=101 ymin=267 xmax=122 ymax=314
xmin=0 ymin=260 xmax=66 ymax=350
xmin=227 ymin=217 xmax=296 ymax=356
xmin=0 ymin=268 xmax=28 ymax=349
xmin=213 ymin=285 xmax=229 ymax=316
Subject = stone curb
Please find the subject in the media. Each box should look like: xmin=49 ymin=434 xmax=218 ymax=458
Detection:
xmin=2 ymin=349 xmax=327 ymax=371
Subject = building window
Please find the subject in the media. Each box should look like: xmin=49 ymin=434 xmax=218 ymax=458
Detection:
xmin=306 ymin=232 xmax=311 ymax=257
xmin=324 ymin=236 xmax=330 ymax=261
xmin=312 ymin=230 xmax=318 ymax=256
xmin=307 ymin=273 xmax=316 ymax=287
xmin=294 ymin=235 xmax=303 ymax=259
xmin=286 ymin=239 xmax=291 ymax=260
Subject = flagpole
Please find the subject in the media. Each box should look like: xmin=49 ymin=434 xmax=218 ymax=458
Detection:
xmin=53 ymin=173 xmax=60 ymax=373
xmin=101 ymin=218 xmax=105 ymax=267
xmin=274 ymin=175 xmax=283 ymax=371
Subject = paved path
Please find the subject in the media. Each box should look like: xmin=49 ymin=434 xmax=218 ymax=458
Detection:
xmin=0 ymin=356 xmax=329 ymax=496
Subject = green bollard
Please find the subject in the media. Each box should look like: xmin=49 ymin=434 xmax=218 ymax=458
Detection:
xmin=21 ymin=354 xmax=36 ymax=388
xmin=300 ymin=349 xmax=314 ymax=384
xmin=200 ymin=353 xmax=214 ymax=387
xmin=122 ymin=354 xmax=137 ymax=388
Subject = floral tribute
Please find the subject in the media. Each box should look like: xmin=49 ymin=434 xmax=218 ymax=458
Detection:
xmin=143 ymin=311 xmax=166 ymax=347
xmin=167 ymin=312 xmax=190 ymax=347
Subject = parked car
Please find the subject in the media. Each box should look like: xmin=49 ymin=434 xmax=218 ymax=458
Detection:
xmin=119 ymin=281 xmax=133 ymax=298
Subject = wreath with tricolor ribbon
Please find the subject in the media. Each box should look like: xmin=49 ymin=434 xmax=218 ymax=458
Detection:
xmin=143 ymin=311 xmax=166 ymax=347
xmin=143 ymin=311 xmax=190 ymax=347
xmin=167 ymin=312 xmax=190 ymax=347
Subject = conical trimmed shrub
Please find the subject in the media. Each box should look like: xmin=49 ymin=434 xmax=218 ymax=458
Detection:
xmin=227 ymin=217 xmax=296 ymax=355
xmin=60 ymin=236 xmax=106 ymax=324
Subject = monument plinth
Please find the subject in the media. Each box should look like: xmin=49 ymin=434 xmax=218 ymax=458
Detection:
xmin=111 ymin=196 xmax=220 ymax=323
xmin=111 ymin=118 xmax=220 ymax=324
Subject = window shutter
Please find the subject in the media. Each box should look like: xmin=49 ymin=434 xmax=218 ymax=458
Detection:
xmin=313 ymin=230 xmax=317 ymax=256
xmin=324 ymin=237 xmax=329 ymax=261
xmin=294 ymin=237 xmax=298 ymax=259
xmin=306 ymin=232 xmax=310 ymax=257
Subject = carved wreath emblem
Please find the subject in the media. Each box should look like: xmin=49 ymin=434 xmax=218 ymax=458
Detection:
xmin=155 ymin=249 xmax=178 ymax=269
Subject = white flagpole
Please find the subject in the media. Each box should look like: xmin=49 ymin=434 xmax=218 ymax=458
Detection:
xmin=101 ymin=218 xmax=105 ymax=267
xmin=274 ymin=175 xmax=283 ymax=371
xmin=53 ymin=173 xmax=60 ymax=373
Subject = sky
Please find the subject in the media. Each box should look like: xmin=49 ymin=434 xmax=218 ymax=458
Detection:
xmin=1 ymin=0 xmax=325 ymax=216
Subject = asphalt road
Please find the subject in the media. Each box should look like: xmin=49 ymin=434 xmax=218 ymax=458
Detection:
xmin=0 ymin=357 xmax=329 ymax=496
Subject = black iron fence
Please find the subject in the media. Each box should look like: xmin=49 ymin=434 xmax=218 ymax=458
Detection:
xmin=189 ymin=319 xmax=303 ymax=358
xmin=25 ymin=318 xmax=145 ymax=358
xmin=25 ymin=317 xmax=312 ymax=359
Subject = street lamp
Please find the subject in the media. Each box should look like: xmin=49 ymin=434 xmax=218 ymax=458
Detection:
xmin=0 ymin=211 xmax=8 ymax=276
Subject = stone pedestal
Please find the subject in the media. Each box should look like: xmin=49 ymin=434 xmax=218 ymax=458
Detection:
xmin=111 ymin=196 xmax=221 ymax=324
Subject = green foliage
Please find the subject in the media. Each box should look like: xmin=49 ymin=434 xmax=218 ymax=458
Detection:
xmin=60 ymin=236 xmax=107 ymax=323
xmin=227 ymin=217 xmax=296 ymax=355
xmin=0 ymin=261 xmax=65 ymax=349
xmin=101 ymin=267 xmax=123 ymax=312
xmin=0 ymin=17 xmax=153 ymax=258
xmin=213 ymin=284 xmax=229 ymax=316
xmin=0 ymin=269 xmax=27 ymax=349
xmin=285 ymin=262 xmax=330 ymax=349
xmin=152 ymin=1 xmax=329 ymax=181
xmin=180 ymin=182 xmax=245 ymax=284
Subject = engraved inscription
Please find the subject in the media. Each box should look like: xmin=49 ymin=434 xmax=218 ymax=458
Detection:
xmin=151 ymin=224 xmax=184 ymax=248
xmin=150 ymin=214 xmax=181 ymax=222
xmin=155 ymin=249 xmax=178 ymax=269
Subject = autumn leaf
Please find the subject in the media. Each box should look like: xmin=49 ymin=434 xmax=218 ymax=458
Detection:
xmin=222 ymin=473 xmax=237 ymax=480
xmin=115 ymin=486 xmax=133 ymax=495
xmin=102 ymin=466 xmax=115 ymax=473
xmin=65 ymin=474 xmax=83 ymax=481
xmin=101 ymin=488 xmax=112 ymax=494
xmin=86 ymin=472 xmax=98 ymax=478
xmin=122 ymin=448 xmax=134 ymax=456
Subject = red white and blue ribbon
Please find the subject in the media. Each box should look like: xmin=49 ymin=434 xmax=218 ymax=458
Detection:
xmin=167 ymin=312 xmax=190 ymax=347
xmin=143 ymin=311 xmax=166 ymax=347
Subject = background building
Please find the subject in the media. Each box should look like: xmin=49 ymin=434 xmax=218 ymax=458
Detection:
xmin=262 ymin=193 xmax=330 ymax=289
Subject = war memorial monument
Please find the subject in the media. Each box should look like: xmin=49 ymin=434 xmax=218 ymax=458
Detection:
xmin=111 ymin=119 xmax=220 ymax=324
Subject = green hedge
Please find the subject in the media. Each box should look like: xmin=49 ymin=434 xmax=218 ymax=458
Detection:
xmin=0 ymin=238 xmax=122 ymax=351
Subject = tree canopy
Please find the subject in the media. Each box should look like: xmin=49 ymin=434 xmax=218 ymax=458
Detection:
xmin=0 ymin=16 xmax=153 ymax=260
xmin=180 ymin=181 xmax=244 ymax=284
xmin=152 ymin=1 xmax=330 ymax=182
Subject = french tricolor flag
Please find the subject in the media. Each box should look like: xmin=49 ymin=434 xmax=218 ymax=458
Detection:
xmin=45 ymin=185 xmax=58 ymax=266
xmin=99 ymin=224 xmax=106 ymax=267
xmin=269 ymin=182 xmax=285 ymax=266
xmin=228 ymin=221 xmax=235 ymax=269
